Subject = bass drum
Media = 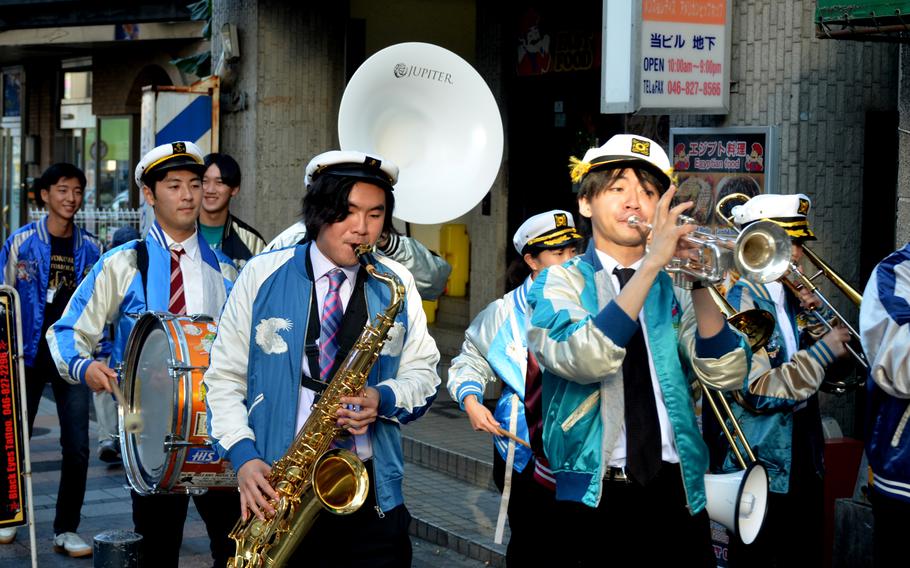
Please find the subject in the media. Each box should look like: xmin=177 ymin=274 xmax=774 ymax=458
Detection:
xmin=119 ymin=312 xmax=236 ymax=495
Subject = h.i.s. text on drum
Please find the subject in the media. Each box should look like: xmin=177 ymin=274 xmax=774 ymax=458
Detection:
xmin=393 ymin=62 xmax=454 ymax=84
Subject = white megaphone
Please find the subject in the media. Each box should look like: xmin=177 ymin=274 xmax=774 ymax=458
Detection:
xmin=704 ymin=462 xmax=769 ymax=545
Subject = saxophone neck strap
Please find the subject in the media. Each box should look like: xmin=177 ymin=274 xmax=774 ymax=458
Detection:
xmin=304 ymin=250 xmax=322 ymax=393
xmin=301 ymin=248 xmax=368 ymax=401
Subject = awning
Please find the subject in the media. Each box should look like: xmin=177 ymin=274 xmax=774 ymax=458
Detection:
xmin=816 ymin=0 xmax=910 ymax=41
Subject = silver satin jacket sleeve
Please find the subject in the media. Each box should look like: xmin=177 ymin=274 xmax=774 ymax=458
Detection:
xmin=526 ymin=264 xmax=627 ymax=384
xmin=446 ymin=299 xmax=505 ymax=407
xmin=676 ymin=287 xmax=750 ymax=392
xmin=860 ymin=265 xmax=910 ymax=398
xmin=729 ymin=285 xmax=827 ymax=400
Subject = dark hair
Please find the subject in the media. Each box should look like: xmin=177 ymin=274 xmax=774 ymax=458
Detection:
xmin=203 ymin=153 xmax=242 ymax=187
xmin=39 ymin=163 xmax=86 ymax=194
xmin=506 ymin=256 xmax=532 ymax=289
xmin=577 ymin=166 xmax=667 ymax=201
xmin=302 ymin=174 xmax=396 ymax=240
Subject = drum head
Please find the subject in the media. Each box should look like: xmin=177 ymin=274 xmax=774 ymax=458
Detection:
xmin=121 ymin=314 xmax=180 ymax=493
xmin=131 ymin=325 xmax=174 ymax=486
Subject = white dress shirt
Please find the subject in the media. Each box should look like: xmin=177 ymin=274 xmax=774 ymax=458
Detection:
xmin=295 ymin=243 xmax=372 ymax=460
xmin=765 ymin=281 xmax=798 ymax=361
xmin=163 ymin=230 xmax=205 ymax=316
xmin=595 ymin=249 xmax=681 ymax=467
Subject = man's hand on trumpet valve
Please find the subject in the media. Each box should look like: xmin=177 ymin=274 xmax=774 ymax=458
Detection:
xmin=641 ymin=186 xmax=697 ymax=273
xmin=85 ymin=360 xmax=119 ymax=393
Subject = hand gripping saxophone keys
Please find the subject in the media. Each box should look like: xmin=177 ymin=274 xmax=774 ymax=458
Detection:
xmin=228 ymin=245 xmax=406 ymax=568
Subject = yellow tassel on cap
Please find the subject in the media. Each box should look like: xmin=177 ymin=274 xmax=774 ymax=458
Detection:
xmin=569 ymin=156 xmax=592 ymax=183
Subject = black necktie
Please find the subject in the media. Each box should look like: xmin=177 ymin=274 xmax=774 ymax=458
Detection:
xmin=613 ymin=267 xmax=662 ymax=485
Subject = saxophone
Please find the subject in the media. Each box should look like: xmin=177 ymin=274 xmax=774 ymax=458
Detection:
xmin=228 ymin=245 xmax=406 ymax=568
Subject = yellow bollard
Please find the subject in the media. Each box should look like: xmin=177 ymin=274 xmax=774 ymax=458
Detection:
xmin=422 ymin=299 xmax=439 ymax=324
xmin=440 ymin=223 xmax=470 ymax=297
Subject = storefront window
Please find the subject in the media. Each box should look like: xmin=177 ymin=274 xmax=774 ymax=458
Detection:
xmin=94 ymin=117 xmax=131 ymax=209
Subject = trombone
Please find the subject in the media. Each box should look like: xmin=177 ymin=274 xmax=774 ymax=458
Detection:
xmin=715 ymin=193 xmax=868 ymax=391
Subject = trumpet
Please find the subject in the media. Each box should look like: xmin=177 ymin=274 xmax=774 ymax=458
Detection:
xmin=627 ymin=214 xmax=792 ymax=288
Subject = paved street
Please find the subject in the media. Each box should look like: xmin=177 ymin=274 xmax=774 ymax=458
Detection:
xmin=0 ymin=389 xmax=488 ymax=567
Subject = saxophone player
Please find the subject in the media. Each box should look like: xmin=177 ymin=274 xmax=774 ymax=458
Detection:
xmin=203 ymin=150 xmax=441 ymax=567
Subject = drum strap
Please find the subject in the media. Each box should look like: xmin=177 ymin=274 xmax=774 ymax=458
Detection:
xmin=136 ymin=240 xmax=149 ymax=300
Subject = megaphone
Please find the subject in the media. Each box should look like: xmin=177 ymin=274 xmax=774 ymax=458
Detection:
xmin=704 ymin=462 xmax=768 ymax=545
xmin=338 ymin=42 xmax=504 ymax=225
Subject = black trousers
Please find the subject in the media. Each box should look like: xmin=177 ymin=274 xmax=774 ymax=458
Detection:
xmin=290 ymin=460 xmax=412 ymax=568
xmin=132 ymin=489 xmax=240 ymax=567
xmin=555 ymin=462 xmax=715 ymax=567
xmin=493 ymin=451 xmax=560 ymax=568
xmin=24 ymin=364 xmax=90 ymax=535
xmin=871 ymin=490 xmax=910 ymax=568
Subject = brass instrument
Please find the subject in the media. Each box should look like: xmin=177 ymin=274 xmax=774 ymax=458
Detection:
xmin=227 ymin=245 xmax=406 ymax=568
xmin=716 ymin=193 xmax=867 ymax=394
xmin=627 ymin=214 xmax=792 ymax=289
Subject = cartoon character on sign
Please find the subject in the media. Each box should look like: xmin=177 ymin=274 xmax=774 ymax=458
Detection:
xmin=673 ymin=143 xmax=690 ymax=171
xmin=517 ymin=9 xmax=551 ymax=76
xmin=745 ymin=142 xmax=764 ymax=172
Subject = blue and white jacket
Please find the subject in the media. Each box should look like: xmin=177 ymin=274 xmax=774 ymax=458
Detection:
xmin=447 ymin=276 xmax=533 ymax=472
xmin=0 ymin=216 xmax=102 ymax=367
xmin=203 ymin=243 xmax=440 ymax=513
xmin=47 ymin=222 xmax=233 ymax=385
xmin=526 ymin=242 xmax=749 ymax=510
xmin=724 ymin=279 xmax=834 ymax=493
xmin=860 ymin=243 xmax=910 ymax=504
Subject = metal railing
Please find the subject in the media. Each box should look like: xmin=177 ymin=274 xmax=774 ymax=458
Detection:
xmin=28 ymin=207 xmax=141 ymax=249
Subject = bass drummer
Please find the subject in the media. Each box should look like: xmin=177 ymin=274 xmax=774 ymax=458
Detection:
xmin=47 ymin=141 xmax=239 ymax=567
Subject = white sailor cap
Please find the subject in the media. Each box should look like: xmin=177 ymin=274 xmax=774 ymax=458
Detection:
xmin=731 ymin=193 xmax=816 ymax=241
xmin=569 ymin=134 xmax=675 ymax=191
xmin=305 ymin=150 xmax=399 ymax=192
xmin=134 ymin=141 xmax=206 ymax=188
xmin=513 ymin=209 xmax=584 ymax=255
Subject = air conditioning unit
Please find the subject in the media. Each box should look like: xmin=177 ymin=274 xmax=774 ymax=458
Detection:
xmin=60 ymin=101 xmax=94 ymax=129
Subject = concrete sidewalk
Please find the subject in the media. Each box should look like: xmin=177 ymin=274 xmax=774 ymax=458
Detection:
xmin=0 ymin=389 xmax=489 ymax=567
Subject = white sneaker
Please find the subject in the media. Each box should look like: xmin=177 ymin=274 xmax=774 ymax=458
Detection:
xmin=0 ymin=526 xmax=15 ymax=544
xmin=53 ymin=532 xmax=92 ymax=558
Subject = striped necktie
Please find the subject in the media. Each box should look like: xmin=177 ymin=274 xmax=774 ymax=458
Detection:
xmin=319 ymin=268 xmax=346 ymax=382
xmin=168 ymin=247 xmax=187 ymax=315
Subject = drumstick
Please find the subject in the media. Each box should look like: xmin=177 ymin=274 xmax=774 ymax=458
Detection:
xmin=109 ymin=378 xmax=143 ymax=433
xmin=495 ymin=427 xmax=531 ymax=449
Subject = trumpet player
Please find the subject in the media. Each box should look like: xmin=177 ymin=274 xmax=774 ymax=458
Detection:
xmin=204 ymin=150 xmax=440 ymax=567
xmin=718 ymin=193 xmax=851 ymax=568
xmin=859 ymin=244 xmax=910 ymax=568
xmin=525 ymin=134 xmax=750 ymax=566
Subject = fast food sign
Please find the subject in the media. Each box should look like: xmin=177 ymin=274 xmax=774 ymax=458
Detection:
xmin=602 ymin=0 xmax=731 ymax=114
xmin=668 ymin=126 xmax=778 ymax=229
